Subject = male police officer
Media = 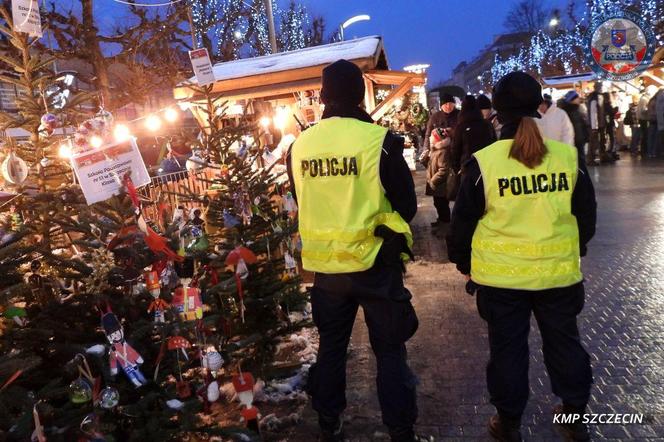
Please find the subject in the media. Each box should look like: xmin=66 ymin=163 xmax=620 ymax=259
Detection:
xmin=288 ymin=60 xmax=424 ymax=442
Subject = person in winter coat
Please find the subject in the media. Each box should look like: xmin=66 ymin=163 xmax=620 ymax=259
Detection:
xmin=586 ymin=83 xmax=610 ymax=164
xmin=559 ymin=90 xmax=590 ymax=163
xmin=426 ymin=128 xmax=453 ymax=226
xmin=603 ymin=92 xmax=618 ymax=159
xmin=536 ymin=94 xmax=574 ymax=146
xmin=424 ymin=93 xmax=459 ymax=150
xmin=623 ymin=98 xmax=640 ymax=156
xmin=477 ymin=94 xmax=501 ymax=139
xmin=447 ymin=71 xmax=596 ymax=442
xmin=656 ymin=87 xmax=664 ymax=158
xmin=646 ymin=90 xmax=660 ymax=159
xmin=637 ymin=89 xmax=651 ymax=155
xmin=451 ymin=95 xmax=497 ymax=172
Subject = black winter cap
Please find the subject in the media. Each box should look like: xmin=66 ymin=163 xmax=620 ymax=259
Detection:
xmin=477 ymin=94 xmax=492 ymax=110
xmin=320 ymin=59 xmax=365 ymax=106
xmin=492 ymin=72 xmax=543 ymax=119
xmin=440 ymin=93 xmax=456 ymax=105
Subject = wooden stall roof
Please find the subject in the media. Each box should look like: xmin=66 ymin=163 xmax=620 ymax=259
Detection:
xmin=174 ymin=37 xmax=424 ymax=98
xmin=174 ymin=36 xmax=389 ymax=101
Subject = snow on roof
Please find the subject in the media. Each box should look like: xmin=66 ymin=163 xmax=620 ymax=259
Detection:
xmin=198 ymin=36 xmax=383 ymax=84
xmin=542 ymin=72 xmax=597 ymax=86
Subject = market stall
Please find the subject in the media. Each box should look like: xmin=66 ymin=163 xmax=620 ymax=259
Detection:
xmin=173 ymin=36 xmax=426 ymax=162
xmin=541 ymin=62 xmax=664 ymax=151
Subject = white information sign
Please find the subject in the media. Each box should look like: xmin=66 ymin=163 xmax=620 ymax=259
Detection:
xmin=71 ymin=138 xmax=151 ymax=205
xmin=12 ymin=0 xmax=42 ymax=38
xmin=188 ymin=48 xmax=216 ymax=86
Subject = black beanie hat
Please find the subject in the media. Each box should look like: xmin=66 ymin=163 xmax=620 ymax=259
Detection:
xmin=492 ymin=72 xmax=543 ymax=119
xmin=477 ymin=94 xmax=492 ymax=110
xmin=440 ymin=93 xmax=455 ymax=105
xmin=320 ymin=59 xmax=365 ymax=106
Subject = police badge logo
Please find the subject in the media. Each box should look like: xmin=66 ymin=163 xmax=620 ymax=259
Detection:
xmin=585 ymin=9 xmax=655 ymax=81
xmin=610 ymin=29 xmax=626 ymax=48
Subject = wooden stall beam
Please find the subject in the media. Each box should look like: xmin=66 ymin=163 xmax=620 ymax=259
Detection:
xmin=369 ymin=77 xmax=416 ymax=121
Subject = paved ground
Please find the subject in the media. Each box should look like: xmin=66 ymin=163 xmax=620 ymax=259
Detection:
xmin=287 ymin=157 xmax=664 ymax=441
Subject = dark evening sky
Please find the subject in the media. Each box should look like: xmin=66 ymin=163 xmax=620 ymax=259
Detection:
xmin=97 ymin=0 xmax=568 ymax=85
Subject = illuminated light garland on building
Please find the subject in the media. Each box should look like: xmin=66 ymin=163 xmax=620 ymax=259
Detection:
xmin=278 ymin=1 xmax=309 ymax=51
xmin=491 ymin=0 xmax=661 ymax=82
xmin=188 ymin=0 xmax=310 ymax=58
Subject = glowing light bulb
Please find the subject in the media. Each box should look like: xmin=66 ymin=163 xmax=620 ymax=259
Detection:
xmin=90 ymin=136 xmax=103 ymax=149
xmin=260 ymin=116 xmax=271 ymax=128
xmin=114 ymin=124 xmax=131 ymax=142
xmin=58 ymin=143 xmax=72 ymax=159
xmin=145 ymin=115 xmax=162 ymax=131
xmin=234 ymin=30 xmax=243 ymax=40
xmin=273 ymin=106 xmax=289 ymax=132
xmin=164 ymin=108 xmax=178 ymax=122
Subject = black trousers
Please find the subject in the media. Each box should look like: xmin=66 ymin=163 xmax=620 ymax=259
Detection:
xmin=307 ymin=265 xmax=418 ymax=433
xmin=433 ymin=196 xmax=450 ymax=222
xmin=476 ymin=283 xmax=593 ymax=420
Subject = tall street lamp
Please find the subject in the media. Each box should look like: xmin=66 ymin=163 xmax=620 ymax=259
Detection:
xmin=339 ymin=14 xmax=371 ymax=41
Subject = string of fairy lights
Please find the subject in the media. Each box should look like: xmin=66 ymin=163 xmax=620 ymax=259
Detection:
xmin=56 ymin=106 xmax=183 ymax=160
xmin=491 ymin=0 xmax=662 ymax=82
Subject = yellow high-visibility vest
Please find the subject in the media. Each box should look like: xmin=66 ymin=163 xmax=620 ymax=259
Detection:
xmin=471 ymin=139 xmax=582 ymax=290
xmin=291 ymin=117 xmax=412 ymax=273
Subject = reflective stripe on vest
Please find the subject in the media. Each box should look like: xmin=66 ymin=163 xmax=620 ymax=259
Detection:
xmin=291 ymin=118 xmax=413 ymax=274
xmin=471 ymin=139 xmax=582 ymax=290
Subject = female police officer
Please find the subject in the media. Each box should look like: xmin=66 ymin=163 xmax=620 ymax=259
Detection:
xmin=447 ymin=72 xmax=597 ymax=442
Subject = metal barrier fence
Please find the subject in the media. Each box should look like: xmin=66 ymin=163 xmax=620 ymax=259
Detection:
xmin=139 ymin=168 xmax=215 ymax=220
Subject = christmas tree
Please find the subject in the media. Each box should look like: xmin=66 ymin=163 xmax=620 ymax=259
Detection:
xmin=0 ymin=4 xmax=308 ymax=441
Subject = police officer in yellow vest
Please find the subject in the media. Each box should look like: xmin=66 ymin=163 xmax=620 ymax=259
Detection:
xmin=288 ymin=60 xmax=426 ymax=442
xmin=447 ymin=72 xmax=597 ymax=442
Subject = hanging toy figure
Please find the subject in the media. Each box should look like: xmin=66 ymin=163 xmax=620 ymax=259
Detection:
xmin=146 ymin=270 xmax=169 ymax=323
xmin=168 ymin=335 xmax=192 ymax=399
xmin=225 ymin=246 xmax=257 ymax=323
xmin=284 ymin=250 xmax=298 ymax=278
xmin=234 ymin=191 xmax=253 ymax=225
xmin=101 ymin=307 xmax=147 ymax=388
xmin=28 ymin=260 xmax=56 ymax=305
xmin=8 ymin=204 xmax=23 ymax=232
xmin=283 ymin=191 xmax=298 ymax=218
xmin=172 ymin=205 xmax=186 ymax=232
xmin=172 ymin=284 xmax=203 ymax=321
xmin=233 ymin=372 xmax=260 ymax=434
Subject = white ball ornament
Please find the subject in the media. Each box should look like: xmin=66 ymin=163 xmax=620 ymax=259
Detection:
xmin=2 ymin=152 xmax=28 ymax=185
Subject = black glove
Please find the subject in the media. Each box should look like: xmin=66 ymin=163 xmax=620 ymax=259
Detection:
xmin=375 ymin=225 xmax=414 ymax=273
xmin=465 ymin=279 xmax=480 ymax=296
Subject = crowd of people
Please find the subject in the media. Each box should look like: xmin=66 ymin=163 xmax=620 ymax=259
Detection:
xmin=420 ymin=82 xmax=664 ymax=229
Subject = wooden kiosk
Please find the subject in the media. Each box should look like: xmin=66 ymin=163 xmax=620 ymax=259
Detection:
xmin=173 ymin=36 xmax=426 ymax=134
